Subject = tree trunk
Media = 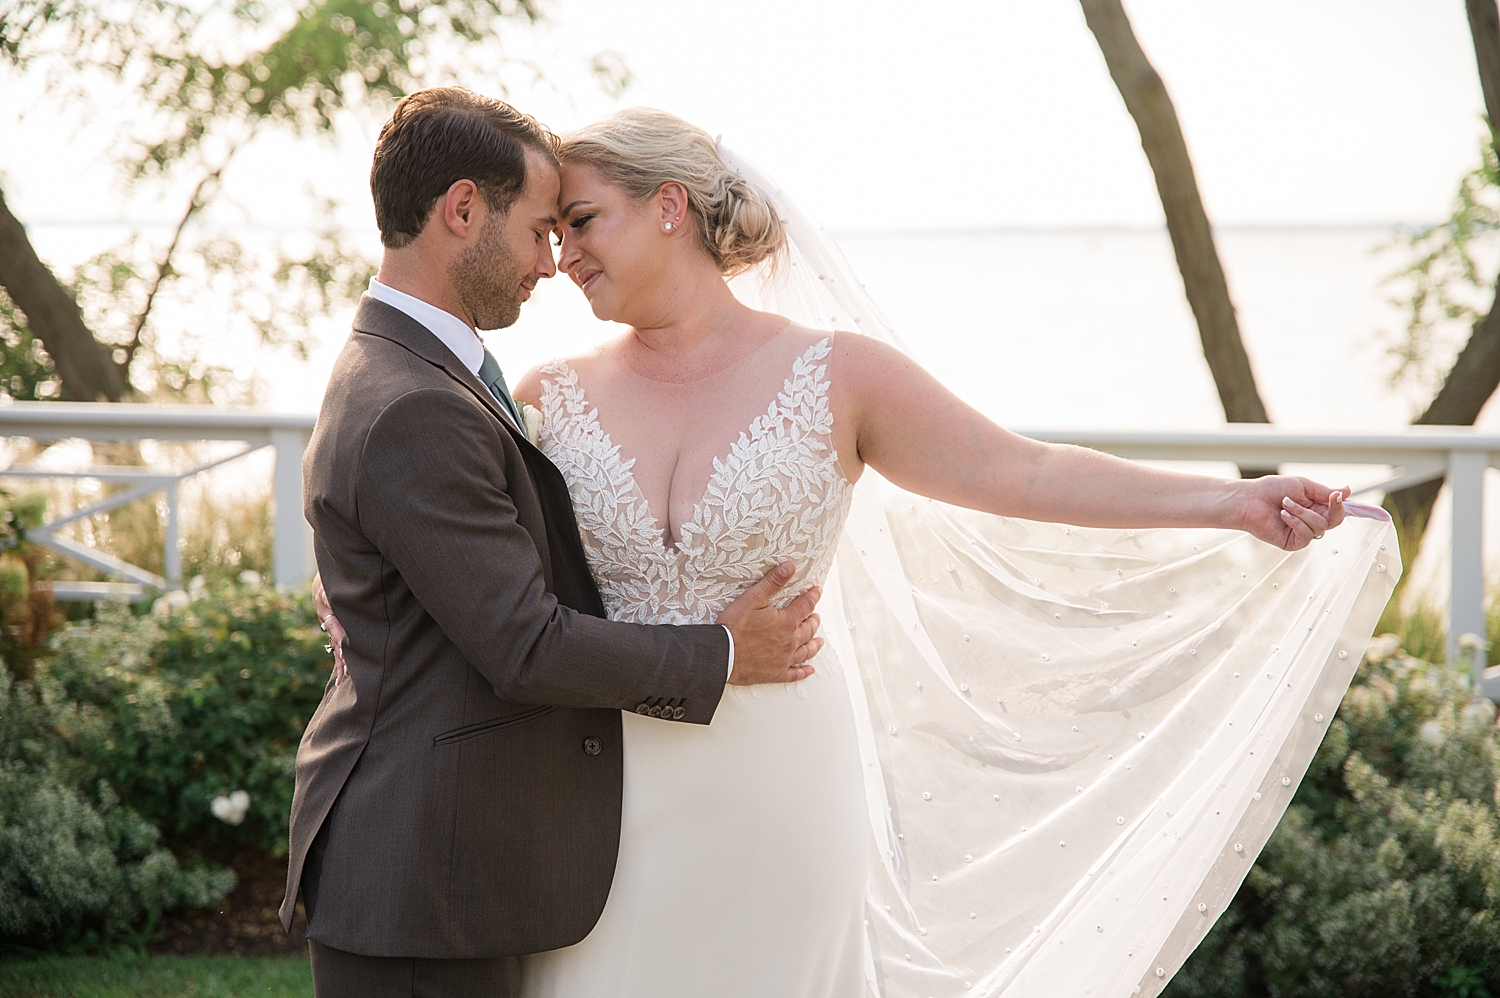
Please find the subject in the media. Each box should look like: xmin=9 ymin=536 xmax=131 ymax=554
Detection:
xmin=1079 ymin=0 xmax=1272 ymax=437
xmin=1384 ymin=0 xmax=1500 ymax=564
xmin=0 ymin=183 xmax=126 ymax=402
xmin=1468 ymin=0 xmax=1500 ymax=128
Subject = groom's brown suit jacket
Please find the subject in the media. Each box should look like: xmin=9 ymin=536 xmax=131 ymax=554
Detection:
xmin=280 ymin=296 xmax=730 ymax=958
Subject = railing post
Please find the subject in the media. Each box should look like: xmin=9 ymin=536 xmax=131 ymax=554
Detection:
xmin=1448 ymin=449 xmax=1488 ymax=677
xmin=163 ymin=481 xmax=181 ymax=587
xmin=270 ymin=428 xmax=313 ymax=587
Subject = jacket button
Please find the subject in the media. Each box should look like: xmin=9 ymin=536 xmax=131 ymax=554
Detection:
xmin=672 ymin=706 xmax=686 ymax=720
xmin=583 ymin=737 xmax=602 ymax=756
xmin=634 ymin=704 xmax=649 ymax=714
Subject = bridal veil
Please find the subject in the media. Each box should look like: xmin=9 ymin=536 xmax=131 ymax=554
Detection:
xmin=720 ymin=146 xmax=1401 ymax=998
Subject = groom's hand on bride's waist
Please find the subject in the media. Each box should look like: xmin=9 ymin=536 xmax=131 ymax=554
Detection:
xmin=716 ymin=561 xmax=823 ymax=686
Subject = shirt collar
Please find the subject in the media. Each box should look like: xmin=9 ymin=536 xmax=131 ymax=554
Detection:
xmin=366 ymin=278 xmax=484 ymax=376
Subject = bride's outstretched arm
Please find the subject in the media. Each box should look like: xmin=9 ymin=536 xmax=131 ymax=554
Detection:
xmin=836 ymin=334 xmax=1345 ymax=550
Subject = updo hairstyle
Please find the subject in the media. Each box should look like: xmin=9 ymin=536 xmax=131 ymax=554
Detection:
xmin=559 ymin=108 xmax=785 ymax=277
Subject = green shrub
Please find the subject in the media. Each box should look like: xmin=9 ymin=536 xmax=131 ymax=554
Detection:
xmin=0 ymin=670 xmax=232 ymax=950
xmin=0 ymin=581 xmax=329 ymax=949
xmin=1167 ymin=636 xmax=1500 ymax=998
xmin=36 ymin=583 xmax=329 ymax=855
xmin=0 ymin=490 xmax=62 ymax=678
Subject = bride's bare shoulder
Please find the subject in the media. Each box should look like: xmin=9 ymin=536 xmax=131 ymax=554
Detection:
xmin=773 ymin=321 xmax=861 ymax=358
xmin=763 ymin=322 xmax=916 ymax=399
xmin=826 ymin=326 xmax=917 ymax=379
xmin=512 ymin=335 xmax=628 ymax=407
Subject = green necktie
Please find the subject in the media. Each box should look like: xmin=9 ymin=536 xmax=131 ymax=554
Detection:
xmin=477 ymin=348 xmax=522 ymax=429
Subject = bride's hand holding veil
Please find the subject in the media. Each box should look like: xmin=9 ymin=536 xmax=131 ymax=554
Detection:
xmin=834 ymin=331 xmax=1350 ymax=549
xmin=1235 ymin=474 xmax=1349 ymax=548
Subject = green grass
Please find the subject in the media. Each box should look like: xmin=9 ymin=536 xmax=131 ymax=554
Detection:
xmin=0 ymin=954 xmax=312 ymax=998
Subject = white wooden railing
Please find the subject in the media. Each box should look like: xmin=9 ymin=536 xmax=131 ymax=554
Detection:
xmin=0 ymin=406 xmax=1491 ymax=692
xmin=0 ymin=403 xmax=315 ymax=595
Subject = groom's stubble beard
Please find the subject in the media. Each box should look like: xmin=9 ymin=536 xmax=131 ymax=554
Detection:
xmin=450 ymin=207 xmax=526 ymax=331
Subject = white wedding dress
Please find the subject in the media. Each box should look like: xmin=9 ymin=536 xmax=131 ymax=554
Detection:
xmin=523 ymin=337 xmax=868 ymax=997
xmin=518 ymin=150 xmax=1402 ymax=998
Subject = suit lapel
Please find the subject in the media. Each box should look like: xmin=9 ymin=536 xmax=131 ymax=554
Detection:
xmin=349 ymin=296 xmax=606 ymax=617
xmin=352 ymin=296 xmax=535 ymax=454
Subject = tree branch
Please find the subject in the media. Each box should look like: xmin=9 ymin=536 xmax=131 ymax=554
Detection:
xmin=121 ymin=140 xmax=244 ymax=374
xmin=1079 ymin=0 xmax=1270 ymax=427
xmin=1469 ymin=0 xmax=1500 ymax=143
xmin=0 ymin=183 xmax=125 ymax=401
xmin=1386 ymin=1 xmax=1500 ymax=563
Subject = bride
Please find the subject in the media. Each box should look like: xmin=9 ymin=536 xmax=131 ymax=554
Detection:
xmin=503 ymin=108 xmax=1398 ymax=998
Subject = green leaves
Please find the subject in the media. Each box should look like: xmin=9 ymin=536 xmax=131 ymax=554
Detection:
xmin=0 ymin=583 xmax=329 ymax=947
xmin=0 ymin=0 xmax=552 ymax=400
xmin=1 ymin=0 xmax=546 ymax=176
xmin=34 ymin=586 xmax=330 ymax=857
xmin=1167 ymin=641 xmax=1500 ymax=998
xmin=1382 ymin=122 xmax=1500 ymax=407
xmin=0 ymin=668 xmax=234 ymax=950
xmin=0 ymin=288 xmax=59 ymax=401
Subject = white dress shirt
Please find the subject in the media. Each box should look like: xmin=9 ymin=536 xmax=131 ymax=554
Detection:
xmin=364 ymin=279 xmax=736 ymax=680
xmin=368 ymin=278 xmax=485 ymax=375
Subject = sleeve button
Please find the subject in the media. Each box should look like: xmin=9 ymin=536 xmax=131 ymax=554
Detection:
xmin=634 ymin=704 xmax=649 ymax=715
xmin=672 ymin=706 xmax=686 ymax=720
xmin=648 ymin=706 xmax=663 ymax=717
xmin=583 ymin=737 xmax=602 ymax=756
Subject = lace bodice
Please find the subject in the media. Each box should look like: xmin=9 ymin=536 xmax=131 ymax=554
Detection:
xmin=537 ymin=338 xmax=853 ymax=626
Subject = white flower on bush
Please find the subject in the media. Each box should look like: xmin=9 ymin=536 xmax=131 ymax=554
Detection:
xmin=152 ymin=589 xmax=191 ymax=618
xmin=1365 ymin=633 xmax=1402 ymax=664
xmin=1461 ymin=698 xmax=1497 ymax=732
xmin=239 ymin=570 xmax=262 ymax=587
xmin=211 ymin=789 xmax=251 ymax=826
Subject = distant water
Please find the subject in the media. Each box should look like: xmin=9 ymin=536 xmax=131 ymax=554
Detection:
xmin=496 ymin=227 xmax=1424 ymax=431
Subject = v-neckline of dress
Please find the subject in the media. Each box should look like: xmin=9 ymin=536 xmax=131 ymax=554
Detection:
xmin=546 ymin=337 xmax=835 ymax=557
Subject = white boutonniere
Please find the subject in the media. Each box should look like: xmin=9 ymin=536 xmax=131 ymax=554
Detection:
xmin=514 ymin=399 xmax=542 ymax=445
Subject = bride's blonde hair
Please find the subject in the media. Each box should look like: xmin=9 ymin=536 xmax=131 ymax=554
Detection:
xmin=559 ymin=108 xmax=785 ymax=277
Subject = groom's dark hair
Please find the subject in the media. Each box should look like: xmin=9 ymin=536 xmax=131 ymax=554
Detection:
xmin=371 ymin=87 xmax=560 ymax=249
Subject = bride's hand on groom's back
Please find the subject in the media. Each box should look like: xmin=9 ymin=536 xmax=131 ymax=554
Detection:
xmin=717 ymin=561 xmax=824 ymax=686
xmin=313 ymin=573 xmax=349 ymax=686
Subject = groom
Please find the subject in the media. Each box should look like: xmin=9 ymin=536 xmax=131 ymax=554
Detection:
xmin=280 ymin=88 xmax=824 ymax=997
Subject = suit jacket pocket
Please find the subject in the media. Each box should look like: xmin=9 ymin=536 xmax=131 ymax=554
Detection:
xmin=433 ymin=706 xmax=557 ymax=747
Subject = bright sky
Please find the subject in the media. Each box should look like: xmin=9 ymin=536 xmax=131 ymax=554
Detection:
xmin=3 ymin=0 xmax=1484 ymax=235
xmin=528 ymin=0 xmax=1482 ymax=230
